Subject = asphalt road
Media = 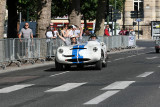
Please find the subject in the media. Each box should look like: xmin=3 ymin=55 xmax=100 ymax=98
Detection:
xmin=0 ymin=40 xmax=160 ymax=107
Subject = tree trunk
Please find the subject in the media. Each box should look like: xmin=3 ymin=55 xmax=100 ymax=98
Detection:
xmin=69 ymin=0 xmax=81 ymax=27
xmin=84 ymin=15 xmax=87 ymax=30
xmin=7 ymin=0 xmax=18 ymax=38
xmin=95 ymin=0 xmax=107 ymax=36
xmin=0 ymin=0 xmax=6 ymax=39
xmin=37 ymin=0 xmax=52 ymax=38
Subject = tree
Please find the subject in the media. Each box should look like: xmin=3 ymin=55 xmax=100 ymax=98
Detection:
xmin=17 ymin=0 xmax=38 ymax=21
xmin=0 ymin=0 xmax=6 ymax=38
xmin=81 ymin=0 xmax=98 ymax=30
xmin=7 ymin=0 xmax=18 ymax=38
xmin=37 ymin=0 xmax=52 ymax=38
xmin=68 ymin=0 xmax=81 ymax=27
xmin=95 ymin=0 xmax=107 ymax=36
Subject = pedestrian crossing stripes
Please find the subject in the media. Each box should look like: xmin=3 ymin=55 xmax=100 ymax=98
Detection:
xmin=136 ymin=72 xmax=154 ymax=77
xmin=0 ymin=84 xmax=34 ymax=93
xmin=84 ymin=90 xmax=120 ymax=105
xmin=45 ymin=82 xmax=87 ymax=92
xmin=101 ymin=81 xmax=135 ymax=90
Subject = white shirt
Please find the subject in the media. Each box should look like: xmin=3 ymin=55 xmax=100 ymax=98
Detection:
xmin=74 ymin=30 xmax=80 ymax=36
xmin=54 ymin=31 xmax=58 ymax=37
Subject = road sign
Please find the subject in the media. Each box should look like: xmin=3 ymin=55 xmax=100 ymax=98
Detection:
xmin=136 ymin=18 xmax=142 ymax=22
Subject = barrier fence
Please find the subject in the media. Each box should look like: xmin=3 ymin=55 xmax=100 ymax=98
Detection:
xmin=0 ymin=35 xmax=136 ymax=69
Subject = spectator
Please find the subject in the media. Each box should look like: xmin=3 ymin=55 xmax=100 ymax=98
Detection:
xmin=119 ymin=28 xmax=125 ymax=35
xmin=61 ymin=24 xmax=68 ymax=37
xmin=46 ymin=27 xmax=56 ymax=58
xmin=129 ymin=27 xmax=136 ymax=36
xmin=53 ymin=28 xmax=59 ymax=38
xmin=19 ymin=22 xmax=33 ymax=41
xmin=18 ymin=22 xmax=33 ymax=58
xmin=83 ymin=28 xmax=91 ymax=36
xmin=104 ymin=25 xmax=110 ymax=36
xmin=46 ymin=27 xmax=56 ymax=41
xmin=124 ymin=27 xmax=129 ymax=35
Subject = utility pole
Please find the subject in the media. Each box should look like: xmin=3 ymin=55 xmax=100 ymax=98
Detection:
xmin=114 ymin=0 xmax=116 ymax=35
xmin=107 ymin=0 xmax=109 ymax=25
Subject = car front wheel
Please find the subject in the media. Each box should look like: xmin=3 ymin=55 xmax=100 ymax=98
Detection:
xmin=55 ymin=59 xmax=63 ymax=71
xmin=156 ymin=49 xmax=159 ymax=53
xmin=95 ymin=60 xmax=102 ymax=70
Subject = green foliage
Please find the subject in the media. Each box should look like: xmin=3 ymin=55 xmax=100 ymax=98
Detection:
xmin=16 ymin=0 xmax=124 ymax=21
xmin=17 ymin=0 xmax=39 ymax=21
xmin=81 ymin=0 xmax=98 ymax=21
xmin=51 ymin=0 xmax=71 ymax=18
xmin=109 ymin=0 xmax=124 ymax=11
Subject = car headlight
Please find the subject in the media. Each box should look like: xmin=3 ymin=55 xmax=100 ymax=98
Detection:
xmin=93 ymin=47 xmax=98 ymax=52
xmin=58 ymin=49 xmax=63 ymax=54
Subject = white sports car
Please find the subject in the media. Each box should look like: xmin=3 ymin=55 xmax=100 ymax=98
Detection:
xmin=55 ymin=40 xmax=108 ymax=70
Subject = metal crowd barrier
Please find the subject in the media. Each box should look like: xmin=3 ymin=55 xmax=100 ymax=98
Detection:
xmin=0 ymin=36 xmax=136 ymax=70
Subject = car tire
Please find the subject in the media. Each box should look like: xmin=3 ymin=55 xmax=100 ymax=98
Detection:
xmin=156 ymin=49 xmax=159 ymax=53
xmin=55 ymin=59 xmax=63 ymax=71
xmin=102 ymin=57 xmax=107 ymax=67
xmin=95 ymin=60 xmax=102 ymax=70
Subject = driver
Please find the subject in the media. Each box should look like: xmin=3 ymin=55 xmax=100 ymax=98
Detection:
xmin=58 ymin=34 xmax=79 ymax=46
xmin=89 ymin=34 xmax=98 ymax=41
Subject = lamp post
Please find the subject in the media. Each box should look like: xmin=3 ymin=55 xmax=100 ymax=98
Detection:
xmin=114 ymin=0 xmax=116 ymax=35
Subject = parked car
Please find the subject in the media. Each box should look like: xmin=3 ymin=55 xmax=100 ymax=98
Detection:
xmin=55 ymin=40 xmax=108 ymax=70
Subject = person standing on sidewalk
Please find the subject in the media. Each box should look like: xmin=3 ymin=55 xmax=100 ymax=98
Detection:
xmin=19 ymin=23 xmax=33 ymax=40
xmin=18 ymin=23 xmax=33 ymax=58
xmin=104 ymin=25 xmax=110 ymax=36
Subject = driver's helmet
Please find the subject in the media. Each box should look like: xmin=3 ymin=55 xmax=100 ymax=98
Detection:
xmin=70 ymin=35 xmax=77 ymax=44
xmin=88 ymin=34 xmax=98 ymax=41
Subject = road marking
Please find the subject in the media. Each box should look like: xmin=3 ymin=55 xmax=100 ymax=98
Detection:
xmin=126 ymin=55 xmax=137 ymax=58
xmin=137 ymin=72 xmax=154 ymax=77
xmin=101 ymin=81 xmax=135 ymax=90
xmin=108 ymin=61 xmax=112 ymax=63
xmin=84 ymin=90 xmax=120 ymax=105
xmin=45 ymin=82 xmax=87 ymax=92
xmin=158 ymin=66 xmax=160 ymax=67
xmin=0 ymin=84 xmax=34 ymax=93
xmin=114 ymin=58 xmax=124 ymax=61
xmin=50 ymin=71 xmax=70 ymax=77
xmin=146 ymin=56 xmax=158 ymax=60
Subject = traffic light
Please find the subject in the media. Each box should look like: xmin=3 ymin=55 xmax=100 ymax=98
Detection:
xmin=113 ymin=9 xmax=121 ymax=20
xmin=130 ymin=11 xmax=144 ymax=18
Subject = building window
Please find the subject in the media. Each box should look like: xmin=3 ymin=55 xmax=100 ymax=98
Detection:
xmin=134 ymin=0 xmax=143 ymax=11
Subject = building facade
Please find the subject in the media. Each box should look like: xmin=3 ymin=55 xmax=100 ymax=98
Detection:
xmin=124 ymin=0 xmax=160 ymax=39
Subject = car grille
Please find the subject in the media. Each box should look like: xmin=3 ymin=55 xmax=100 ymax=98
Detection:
xmin=67 ymin=58 xmax=90 ymax=62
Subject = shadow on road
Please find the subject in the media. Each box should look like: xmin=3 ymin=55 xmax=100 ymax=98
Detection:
xmin=44 ymin=65 xmax=101 ymax=72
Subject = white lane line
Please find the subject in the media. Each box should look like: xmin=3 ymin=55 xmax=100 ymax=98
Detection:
xmin=108 ymin=61 xmax=112 ymax=63
xmin=0 ymin=84 xmax=34 ymax=93
xmin=137 ymin=72 xmax=154 ymax=77
xmin=114 ymin=58 xmax=124 ymax=61
xmin=84 ymin=90 xmax=120 ymax=105
xmin=45 ymin=82 xmax=87 ymax=92
xmin=50 ymin=71 xmax=70 ymax=77
xmin=146 ymin=56 xmax=158 ymax=60
xmin=126 ymin=55 xmax=137 ymax=58
xmin=158 ymin=66 xmax=160 ymax=67
xmin=101 ymin=81 xmax=135 ymax=90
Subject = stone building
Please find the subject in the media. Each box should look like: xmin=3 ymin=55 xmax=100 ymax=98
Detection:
xmin=123 ymin=0 xmax=160 ymax=39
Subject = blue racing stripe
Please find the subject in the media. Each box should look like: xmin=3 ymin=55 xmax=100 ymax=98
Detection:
xmin=72 ymin=45 xmax=85 ymax=64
